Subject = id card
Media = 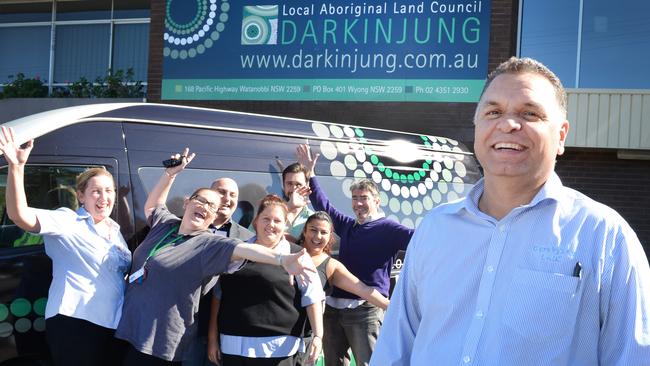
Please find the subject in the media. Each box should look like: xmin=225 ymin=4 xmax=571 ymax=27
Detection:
xmin=128 ymin=267 xmax=146 ymax=284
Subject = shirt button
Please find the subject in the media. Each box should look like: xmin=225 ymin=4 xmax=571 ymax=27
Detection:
xmin=476 ymin=310 xmax=484 ymax=318
xmin=499 ymin=225 xmax=506 ymax=232
xmin=463 ymin=356 xmax=471 ymax=364
xmin=486 ymin=265 xmax=494 ymax=272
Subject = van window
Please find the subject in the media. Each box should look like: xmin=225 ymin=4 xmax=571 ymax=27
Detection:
xmin=0 ymin=165 xmax=94 ymax=248
xmin=138 ymin=167 xmax=279 ymax=226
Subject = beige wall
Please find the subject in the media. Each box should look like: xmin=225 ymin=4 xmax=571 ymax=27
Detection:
xmin=566 ymin=89 xmax=650 ymax=150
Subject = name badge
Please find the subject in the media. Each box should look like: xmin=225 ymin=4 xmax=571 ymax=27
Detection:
xmin=128 ymin=267 xmax=146 ymax=284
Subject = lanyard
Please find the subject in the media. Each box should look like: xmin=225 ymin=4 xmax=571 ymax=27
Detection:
xmin=146 ymin=224 xmax=185 ymax=260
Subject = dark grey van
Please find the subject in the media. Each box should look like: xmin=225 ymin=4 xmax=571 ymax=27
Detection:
xmin=0 ymin=103 xmax=480 ymax=364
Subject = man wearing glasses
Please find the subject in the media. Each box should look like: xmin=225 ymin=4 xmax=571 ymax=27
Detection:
xmin=296 ymin=144 xmax=414 ymax=366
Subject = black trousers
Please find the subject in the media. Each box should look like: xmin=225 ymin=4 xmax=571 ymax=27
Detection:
xmin=46 ymin=314 xmax=126 ymax=366
xmin=122 ymin=344 xmax=182 ymax=366
xmin=221 ymin=354 xmax=295 ymax=366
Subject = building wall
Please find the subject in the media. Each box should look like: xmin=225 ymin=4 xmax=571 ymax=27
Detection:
xmin=556 ymin=148 xmax=650 ymax=251
xmin=147 ymin=0 xmax=519 ymax=144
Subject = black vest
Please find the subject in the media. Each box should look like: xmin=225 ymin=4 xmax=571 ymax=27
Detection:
xmin=218 ymin=243 xmax=307 ymax=337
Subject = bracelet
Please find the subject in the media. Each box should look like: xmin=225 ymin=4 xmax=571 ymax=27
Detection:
xmin=313 ymin=335 xmax=322 ymax=341
xmin=164 ymin=169 xmax=175 ymax=178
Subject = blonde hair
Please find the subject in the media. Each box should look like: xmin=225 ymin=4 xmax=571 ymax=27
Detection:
xmin=76 ymin=168 xmax=114 ymax=194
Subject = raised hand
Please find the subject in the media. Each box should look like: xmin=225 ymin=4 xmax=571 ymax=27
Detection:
xmin=296 ymin=143 xmax=319 ymax=178
xmin=0 ymin=126 xmax=33 ymax=167
xmin=287 ymin=186 xmax=309 ymax=210
xmin=165 ymin=147 xmax=196 ymax=177
xmin=281 ymin=248 xmax=316 ymax=287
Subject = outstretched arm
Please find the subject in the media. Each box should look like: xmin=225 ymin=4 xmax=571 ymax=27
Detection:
xmin=329 ymin=258 xmax=390 ymax=310
xmin=144 ymin=148 xmax=195 ymax=220
xmin=0 ymin=126 xmax=39 ymax=232
xmin=231 ymin=244 xmax=316 ymax=285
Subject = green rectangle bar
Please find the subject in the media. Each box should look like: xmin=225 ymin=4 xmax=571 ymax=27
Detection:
xmin=161 ymin=79 xmax=485 ymax=102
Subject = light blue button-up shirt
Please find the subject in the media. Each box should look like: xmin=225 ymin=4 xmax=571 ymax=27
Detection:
xmin=372 ymin=173 xmax=650 ymax=365
xmin=37 ymin=207 xmax=130 ymax=329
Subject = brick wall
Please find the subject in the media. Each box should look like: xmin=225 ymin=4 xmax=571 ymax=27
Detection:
xmin=147 ymin=0 xmax=518 ymax=145
xmin=556 ymin=148 xmax=650 ymax=253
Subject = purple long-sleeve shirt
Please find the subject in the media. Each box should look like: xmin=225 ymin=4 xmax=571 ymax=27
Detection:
xmin=309 ymin=177 xmax=414 ymax=298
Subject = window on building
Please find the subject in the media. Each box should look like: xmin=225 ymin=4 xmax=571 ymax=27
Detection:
xmin=0 ymin=0 xmax=150 ymax=90
xmin=519 ymin=0 xmax=650 ymax=89
xmin=113 ymin=23 xmax=150 ymax=81
xmin=519 ymin=0 xmax=579 ymax=87
xmin=54 ymin=24 xmax=111 ymax=83
xmin=579 ymin=0 xmax=650 ymax=88
xmin=0 ymin=26 xmax=50 ymax=83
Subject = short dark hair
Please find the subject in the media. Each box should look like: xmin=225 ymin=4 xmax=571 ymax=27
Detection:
xmin=479 ymin=56 xmax=567 ymax=116
xmin=282 ymin=163 xmax=308 ymax=183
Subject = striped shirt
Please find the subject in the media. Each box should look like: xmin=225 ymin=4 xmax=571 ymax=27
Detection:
xmin=372 ymin=173 xmax=650 ymax=365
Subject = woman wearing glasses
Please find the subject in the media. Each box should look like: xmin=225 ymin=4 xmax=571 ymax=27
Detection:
xmin=115 ymin=149 xmax=315 ymax=366
xmin=0 ymin=126 xmax=131 ymax=366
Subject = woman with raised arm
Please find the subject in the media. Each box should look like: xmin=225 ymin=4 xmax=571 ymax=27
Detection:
xmin=207 ymin=195 xmax=324 ymax=366
xmin=0 ymin=126 xmax=131 ymax=366
xmin=299 ymin=211 xmax=389 ymax=311
xmin=115 ymin=149 xmax=314 ymax=366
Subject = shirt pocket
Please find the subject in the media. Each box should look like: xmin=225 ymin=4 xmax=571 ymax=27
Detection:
xmin=502 ymin=268 xmax=582 ymax=341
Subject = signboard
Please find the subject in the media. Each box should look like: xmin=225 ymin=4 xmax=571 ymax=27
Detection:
xmin=161 ymin=0 xmax=491 ymax=102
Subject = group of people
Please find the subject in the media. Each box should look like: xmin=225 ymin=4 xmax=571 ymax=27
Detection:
xmin=1 ymin=56 xmax=648 ymax=366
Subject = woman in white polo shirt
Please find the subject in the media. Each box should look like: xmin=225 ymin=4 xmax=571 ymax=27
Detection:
xmin=0 ymin=126 xmax=131 ymax=366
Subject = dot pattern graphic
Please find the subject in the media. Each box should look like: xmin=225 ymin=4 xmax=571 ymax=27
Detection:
xmin=164 ymin=0 xmax=230 ymax=60
xmin=0 ymin=297 xmax=48 ymax=338
xmin=241 ymin=6 xmax=278 ymax=45
xmin=311 ymin=122 xmax=473 ymax=228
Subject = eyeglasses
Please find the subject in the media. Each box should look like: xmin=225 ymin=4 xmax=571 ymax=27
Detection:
xmin=351 ymin=195 xmax=373 ymax=202
xmin=190 ymin=194 xmax=218 ymax=213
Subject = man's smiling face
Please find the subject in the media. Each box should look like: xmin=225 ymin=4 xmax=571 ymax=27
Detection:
xmin=473 ymin=72 xmax=569 ymax=187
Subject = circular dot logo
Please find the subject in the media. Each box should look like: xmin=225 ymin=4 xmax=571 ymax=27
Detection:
xmin=241 ymin=5 xmax=278 ymax=45
xmin=10 ymin=298 xmax=31 ymax=318
xmin=164 ymin=0 xmax=230 ymax=59
xmin=311 ymin=122 xmax=471 ymax=228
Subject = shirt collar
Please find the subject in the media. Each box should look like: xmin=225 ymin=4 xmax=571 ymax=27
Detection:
xmin=211 ymin=219 xmax=232 ymax=232
xmin=76 ymin=206 xmax=121 ymax=231
xmin=442 ymin=172 xmax=565 ymax=217
xmin=356 ymin=211 xmax=385 ymax=226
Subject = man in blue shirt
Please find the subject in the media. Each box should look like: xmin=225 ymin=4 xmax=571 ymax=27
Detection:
xmin=372 ymin=57 xmax=650 ymax=365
